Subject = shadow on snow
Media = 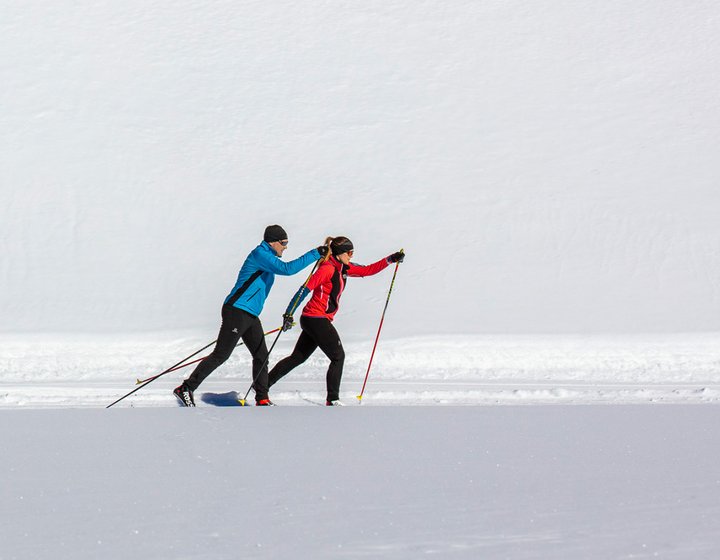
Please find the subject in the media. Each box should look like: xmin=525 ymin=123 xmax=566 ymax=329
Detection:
xmin=199 ymin=391 xmax=244 ymax=407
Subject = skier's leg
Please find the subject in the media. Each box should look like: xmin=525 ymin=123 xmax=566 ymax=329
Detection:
xmin=241 ymin=315 xmax=271 ymax=402
xmin=308 ymin=318 xmax=345 ymax=402
xmin=185 ymin=305 xmax=243 ymax=391
xmin=268 ymin=325 xmax=318 ymax=388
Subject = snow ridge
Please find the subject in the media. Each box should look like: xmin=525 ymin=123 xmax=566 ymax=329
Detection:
xmin=2 ymin=332 xmax=719 ymax=408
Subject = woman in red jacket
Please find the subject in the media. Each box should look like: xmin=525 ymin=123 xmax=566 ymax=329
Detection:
xmin=268 ymin=236 xmax=404 ymax=405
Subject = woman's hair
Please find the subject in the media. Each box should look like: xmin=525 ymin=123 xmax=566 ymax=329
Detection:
xmin=327 ymin=236 xmax=354 ymax=256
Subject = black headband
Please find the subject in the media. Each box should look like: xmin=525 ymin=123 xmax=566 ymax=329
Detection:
xmin=331 ymin=240 xmax=354 ymax=256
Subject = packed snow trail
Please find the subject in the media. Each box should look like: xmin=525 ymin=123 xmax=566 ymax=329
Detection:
xmin=2 ymin=406 xmax=720 ymax=559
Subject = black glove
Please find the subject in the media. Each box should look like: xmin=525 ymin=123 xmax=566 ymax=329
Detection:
xmin=387 ymin=251 xmax=405 ymax=264
xmin=282 ymin=314 xmax=294 ymax=332
xmin=317 ymin=245 xmax=329 ymax=258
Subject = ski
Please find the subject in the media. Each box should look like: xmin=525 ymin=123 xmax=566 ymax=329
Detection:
xmin=296 ymin=391 xmax=325 ymax=406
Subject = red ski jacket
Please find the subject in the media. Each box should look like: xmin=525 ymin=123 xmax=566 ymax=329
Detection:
xmin=301 ymin=256 xmax=390 ymax=321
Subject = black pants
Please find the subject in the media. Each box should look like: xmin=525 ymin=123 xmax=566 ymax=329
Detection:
xmin=185 ymin=305 xmax=270 ymax=401
xmin=268 ymin=316 xmax=345 ymax=402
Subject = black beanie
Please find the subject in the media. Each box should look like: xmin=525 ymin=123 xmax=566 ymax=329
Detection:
xmin=331 ymin=237 xmax=354 ymax=256
xmin=264 ymin=225 xmax=288 ymax=243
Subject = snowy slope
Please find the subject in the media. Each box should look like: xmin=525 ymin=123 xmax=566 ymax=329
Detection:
xmin=3 ymin=2 xmax=720 ymax=558
xmin=2 ymin=1 xmax=720 ymax=336
xmin=2 ymin=332 xmax=720 ymax=408
xmin=2 ymin=406 xmax=720 ymax=559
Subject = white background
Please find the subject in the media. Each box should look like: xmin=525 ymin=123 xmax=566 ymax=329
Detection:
xmin=3 ymin=1 xmax=720 ymax=336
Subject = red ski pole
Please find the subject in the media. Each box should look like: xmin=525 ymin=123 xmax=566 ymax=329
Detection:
xmin=106 ymin=339 xmax=218 ymax=408
xmin=357 ymin=250 xmax=403 ymax=403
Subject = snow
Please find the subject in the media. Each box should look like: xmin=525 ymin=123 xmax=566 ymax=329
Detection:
xmin=3 ymin=1 xmax=720 ymax=335
xmin=4 ymin=0 xmax=720 ymax=557
xmin=2 ymin=331 xmax=720 ymax=558
xmin=2 ymin=332 xmax=720 ymax=408
xmin=3 ymin=405 xmax=720 ymax=559
xmin=2 ymin=332 xmax=720 ymax=557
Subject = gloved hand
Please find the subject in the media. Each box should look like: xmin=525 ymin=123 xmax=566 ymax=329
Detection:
xmin=387 ymin=250 xmax=405 ymax=264
xmin=317 ymin=245 xmax=329 ymax=258
xmin=282 ymin=314 xmax=294 ymax=332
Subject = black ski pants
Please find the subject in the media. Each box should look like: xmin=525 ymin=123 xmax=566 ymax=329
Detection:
xmin=185 ymin=305 xmax=270 ymax=401
xmin=268 ymin=315 xmax=345 ymax=402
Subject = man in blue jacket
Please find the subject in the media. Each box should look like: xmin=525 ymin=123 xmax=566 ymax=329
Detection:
xmin=174 ymin=225 xmax=327 ymax=406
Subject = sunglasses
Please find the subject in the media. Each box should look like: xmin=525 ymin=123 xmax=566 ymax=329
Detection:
xmin=277 ymin=240 xmax=289 ymax=247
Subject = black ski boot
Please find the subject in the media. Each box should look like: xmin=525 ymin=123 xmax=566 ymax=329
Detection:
xmin=173 ymin=382 xmax=195 ymax=407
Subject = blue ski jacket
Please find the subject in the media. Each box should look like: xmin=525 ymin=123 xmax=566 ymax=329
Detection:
xmin=224 ymin=242 xmax=320 ymax=317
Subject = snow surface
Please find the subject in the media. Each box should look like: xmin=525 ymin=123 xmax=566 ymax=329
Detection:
xmin=3 ymin=332 xmax=720 ymax=408
xmin=2 ymin=331 xmax=720 ymax=558
xmin=3 ymin=405 xmax=720 ymax=559
xmin=3 ymin=1 xmax=720 ymax=335
xmin=4 ymin=1 xmax=720 ymax=558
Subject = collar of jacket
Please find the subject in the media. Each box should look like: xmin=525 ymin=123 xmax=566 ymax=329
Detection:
xmin=261 ymin=240 xmax=280 ymax=258
xmin=328 ymin=256 xmax=346 ymax=271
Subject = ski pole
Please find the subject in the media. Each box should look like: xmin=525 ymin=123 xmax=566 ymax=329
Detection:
xmin=109 ymin=327 xmax=286 ymax=408
xmin=357 ymin=250 xmax=403 ymax=403
xmin=134 ymin=327 xmax=284 ymax=384
xmin=238 ymin=250 xmax=330 ymax=406
xmin=106 ymin=339 xmax=218 ymax=408
xmin=136 ymin=356 xmax=206 ymax=385
xmin=237 ymin=329 xmax=284 ymax=406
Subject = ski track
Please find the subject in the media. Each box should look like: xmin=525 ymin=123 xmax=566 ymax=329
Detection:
xmin=2 ymin=380 xmax=720 ymax=409
xmin=3 ymin=405 xmax=720 ymax=559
